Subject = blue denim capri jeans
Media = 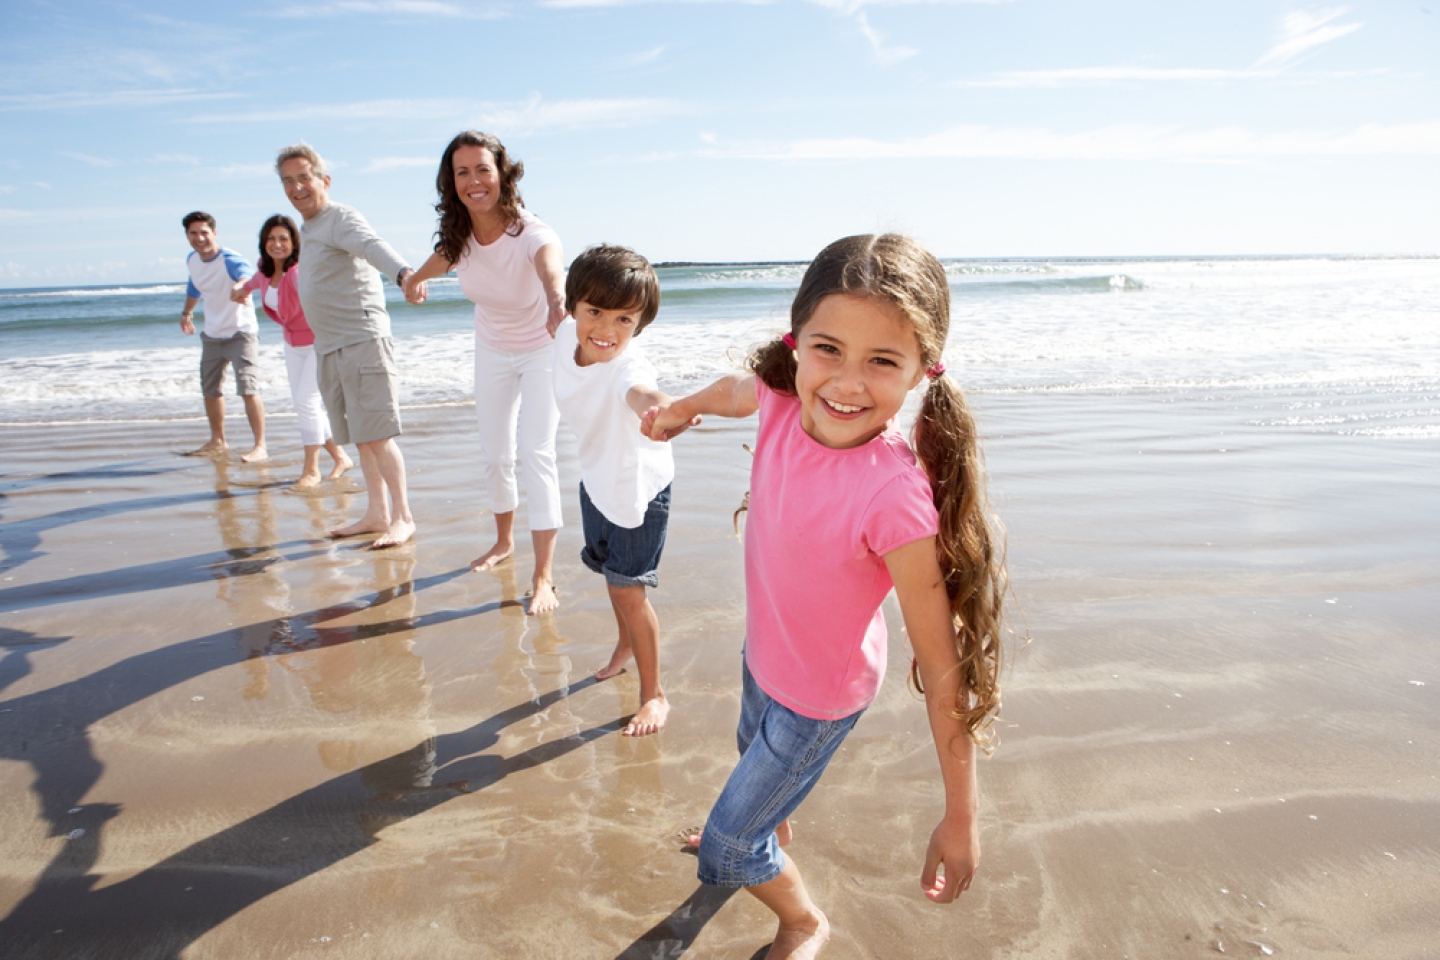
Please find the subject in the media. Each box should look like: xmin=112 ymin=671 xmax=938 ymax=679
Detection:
xmin=696 ymin=660 xmax=864 ymax=888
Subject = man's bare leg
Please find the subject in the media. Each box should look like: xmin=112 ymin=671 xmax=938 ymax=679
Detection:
xmin=240 ymin=394 xmax=267 ymax=462
xmin=192 ymin=396 xmax=227 ymax=455
xmin=366 ymin=437 xmax=415 ymax=548
xmin=330 ymin=439 xmax=391 ymax=539
xmin=527 ymin=526 xmax=559 ymax=615
xmin=324 ymin=439 xmax=353 ymax=479
xmin=608 ymin=582 xmax=668 ymax=736
xmin=471 ymin=510 xmax=515 ymax=571
xmin=748 ymin=856 xmax=829 ymax=960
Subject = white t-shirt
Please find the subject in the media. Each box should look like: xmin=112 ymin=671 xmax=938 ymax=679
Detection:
xmin=552 ymin=318 xmax=674 ymax=528
xmin=186 ymin=247 xmax=257 ymax=338
xmin=454 ymin=209 xmax=561 ymax=354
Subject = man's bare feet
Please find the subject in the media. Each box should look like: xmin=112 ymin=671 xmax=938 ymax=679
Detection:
xmin=369 ymin=517 xmax=416 ymax=549
xmin=527 ymin=577 xmax=558 ymax=615
xmin=470 ymin=543 xmax=514 ymax=572
xmin=188 ymin=439 xmax=227 ymax=457
xmin=622 ymin=694 xmax=669 ymax=737
xmin=327 ymin=454 xmax=354 ymax=479
xmin=330 ymin=516 xmax=390 ymax=539
xmin=765 ymin=909 xmax=829 ymax=960
xmin=240 ymin=444 xmax=268 ymax=463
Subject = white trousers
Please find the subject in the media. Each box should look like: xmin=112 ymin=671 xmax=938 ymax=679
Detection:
xmin=473 ymin=336 xmax=563 ymax=531
xmin=284 ymin=342 xmax=332 ymax=448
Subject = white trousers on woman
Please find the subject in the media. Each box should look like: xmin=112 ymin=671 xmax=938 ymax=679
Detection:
xmin=284 ymin=342 xmax=332 ymax=448
xmin=473 ymin=336 xmax=563 ymax=531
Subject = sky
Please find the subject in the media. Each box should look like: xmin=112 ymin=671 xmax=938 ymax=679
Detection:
xmin=1 ymin=0 xmax=1437 ymax=285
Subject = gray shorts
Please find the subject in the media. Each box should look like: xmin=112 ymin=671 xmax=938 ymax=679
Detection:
xmin=319 ymin=337 xmax=402 ymax=446
xmin=200 ymin=332 xmax=260 ymax=398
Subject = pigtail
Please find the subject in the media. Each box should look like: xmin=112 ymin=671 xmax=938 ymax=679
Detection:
xmin=748 ymin=335 xmax=798 ymax=395
xmin=911 ymin=372 xmax=1007 ymax=751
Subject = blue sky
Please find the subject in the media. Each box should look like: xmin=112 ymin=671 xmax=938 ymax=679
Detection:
xmin=1 ymin=0 xmax=1436 ymax=285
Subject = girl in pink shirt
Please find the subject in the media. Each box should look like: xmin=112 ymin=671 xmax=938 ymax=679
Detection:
xmin=646 ymin=234 xmax=1008 ymax=959
xmin=232 ymin=214 xmax=351 ymax=487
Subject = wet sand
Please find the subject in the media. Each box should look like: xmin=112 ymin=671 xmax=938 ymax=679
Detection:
xmin=1 ymin=393 xmax=1437 ymax=959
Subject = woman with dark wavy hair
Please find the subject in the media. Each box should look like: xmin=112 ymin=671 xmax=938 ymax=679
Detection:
xmin=404 ymin=131 xmax=566 ymax=614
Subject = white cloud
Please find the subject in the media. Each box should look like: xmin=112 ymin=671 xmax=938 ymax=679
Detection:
xmin=153 ymin=153 xmax=201 ymax=164
xmin=0 ymin=185 xmax=16 ymax=195
xmin=363 ymin=156 xmax=436 ymax=173
xmin=621 ymin=45 xmax=668 ymax=67
xmin=701 ymin=120 xmax=1440 ymax=162
xmin=1254 ymin=7 xmax=1361 ymax=67
xmin=0 ymin=209 xmax=35 ymax=221
xmin=213 ymin=163 xmax=277 ymax=179
xmin=278 ymin=0 xmax=504 ymax=17
xmin=0 ymin=89 xmax=242 ymax=112
xmin=961 ymin=67 xmax=1284 ymax=87
xmin=855 ymin=11 xmax=916 ymax=64
xmin=59 ymin=151 xmax=117 ymax=168
xmin=189 ymin=95 xmax=688 ymax=133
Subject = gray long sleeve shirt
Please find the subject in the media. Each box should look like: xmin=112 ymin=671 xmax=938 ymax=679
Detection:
xmin=297 ymin=202 xmax=410 ymax=356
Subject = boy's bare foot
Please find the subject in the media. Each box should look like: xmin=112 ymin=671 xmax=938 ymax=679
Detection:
xmin=240 ymin=444 xmax=268 ymax=463
xmin=187 ymin=439 xmax=227 ymax=456
xmin=765 ymin=909 xmax=829 ymax=960
xmin=595 ymin=646 xmax=631 ymax=680
xmin=527 ymin=577 xmax=558 ymax=616
xmin=622 ymin=694 xmax=669 ymax=737
xmin=327 ymin=454 xmax=353 ymax=479
xmin=470 ymin=543 xmax=514 ymax=572
xmin=369 ymin=518 xmax=416 ymax=549
xmin=330 ymin=516 xmax=390 ymax=539
xmin=294 ymin=473 xmax=323 ymax=489
xmin=686 ymin=819 xmax=791 ymax=851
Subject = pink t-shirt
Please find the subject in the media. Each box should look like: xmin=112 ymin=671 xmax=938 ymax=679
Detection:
xmin=453 ymin=210 xmax=561 ymax=354
xmin=744 ymin=380 xmax=940 ymax=720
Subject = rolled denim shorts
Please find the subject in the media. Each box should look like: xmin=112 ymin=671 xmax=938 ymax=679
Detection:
xmin=696 ymin=661 xmax=864 ymax=888
xmin=579 ymin=482 xmax=670 ymax=589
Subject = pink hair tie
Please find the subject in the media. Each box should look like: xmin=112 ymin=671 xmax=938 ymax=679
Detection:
xmin=927 ymin=362 xmax=946 ymax=379
xmin=782 ymin=332 xmax=797 ymax=349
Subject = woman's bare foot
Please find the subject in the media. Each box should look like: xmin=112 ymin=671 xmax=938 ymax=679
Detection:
xmin=240 ymin=444 xmax=268 ymax=463
xmin=187 ymin=439 xmax=227 ymax=457
xmin=327 ymin=453 xmax=353 ymax=479
xmin=765 ymin=909 xmax=829 ymax=960
xmin=470 ymin=542 xmax=514 ymax=572
xmin=330 ymin=516 xmax=390 ymax=539
xmin=527 ymin=577 xmax=558 ymax=616
xmin=369 ymin=517 xmax=416 ymax=549
xmin=622 ymin=694 xmax=669 ymax=737
xmin=294 ymin=473 xmax=323 ymax=489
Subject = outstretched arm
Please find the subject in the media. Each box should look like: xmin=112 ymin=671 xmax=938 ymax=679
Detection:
xmin=626 ymin=384 xmax=701 ymax=439
xmin=404 ymin=251 xmax=451 ymax=304
xmin=885 ymin=536 xmax=980 ymax=904
xmin=533 ymin=242 xmax=566 ymax=337
xmin=641 ymin=373 xmax=758 ymax=442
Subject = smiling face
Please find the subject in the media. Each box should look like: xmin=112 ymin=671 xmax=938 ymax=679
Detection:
xmin=186 ymin=221 xmax=219 ymax=259
xmin=793 ymin=294 xmax=925 ymax=449
xmin=264 ymin=225 xmax=294 ymax=265
xmin=573 ymin=299 xmax=642 ymax=367
xmin=451 ymin=144 xmax=502 ymax=223
xmin=280 ymin=157 xmax=330 ymax=221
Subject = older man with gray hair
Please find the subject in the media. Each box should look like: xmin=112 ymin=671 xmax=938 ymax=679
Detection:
xmin=276 ymin=141 xmax=425 ymax=548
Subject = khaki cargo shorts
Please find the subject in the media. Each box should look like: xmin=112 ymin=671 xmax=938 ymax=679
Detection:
xmin=318 ymin=337 xmax=402 ymax=446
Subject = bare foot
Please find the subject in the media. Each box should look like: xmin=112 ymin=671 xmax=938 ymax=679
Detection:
xmin=622 ymin=694 xmax=670 ymax=737
xmin=527 ymin=578 xmax=558 ymax=616
xmin=765 ymin=909 xmax=829 ymax=960
xmin=686 ymin=819 xmax=791 ymax=851
xmin=369 ymin=517 xmax=416 ymax=550
xmin=327 ymin=454 xmax=354 ymax=480
xmin=240 ymin=444 xmax=268 ymax=463
xmin=187 ymin=439 xmax=227 ymax=457
xmin=470 ymin=543 xmax=514 ymax=572
xmin=595 ymin=642 xmax=631 ymax=680
xmin=330 ymin=516 xmax=390 ymax=539
xmin=293 ymin=473 xmax=323 ymax=489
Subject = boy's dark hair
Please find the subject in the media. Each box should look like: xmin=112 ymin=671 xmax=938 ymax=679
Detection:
xmin=182 ymin=211 xmax=216 ymax=232
xmin=564 ymin=244 xmax=661 ymax=334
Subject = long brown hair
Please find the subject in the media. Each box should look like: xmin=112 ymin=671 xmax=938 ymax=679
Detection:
xmin=432 ymin=130 xmax=525 ymax=265
xmin=751 ymin=234 xmax=1007 ymax=748
xmin=256 ymin=214 xmax=300 ymax=279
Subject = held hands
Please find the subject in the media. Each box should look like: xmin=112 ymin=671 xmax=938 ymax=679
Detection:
xmin=640 ymin=402 xmax=701 ymax=442
xmin=920 ymin=814 xmax=980 ymax=903
xmin=545 ymin=299 xmax=566 ymax=338
xmin=402 ymin=271 xmax=428 ymax=305
xmin=229 ymin=281 xmax=250 ymax=305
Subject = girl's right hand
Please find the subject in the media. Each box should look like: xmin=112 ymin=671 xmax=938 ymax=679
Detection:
xmin=921 ymin=814 xmax=979 ymax=903
xmin=641 ymin=402 xmax=701 ymax=442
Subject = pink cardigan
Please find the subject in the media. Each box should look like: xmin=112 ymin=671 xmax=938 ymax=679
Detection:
xmin=242 ymin=265 xmax=315 ymax=347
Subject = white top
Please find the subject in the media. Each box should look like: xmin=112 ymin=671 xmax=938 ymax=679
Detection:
xmin=263 ymin=283 xmax=280 ymax=312
xmin=551 ymin=318 xmax=674 ymax=528
xmin=185 ymin=247 xmax=257 ymax=338
xmin=454 ymin=209 xmax=561 ymax=354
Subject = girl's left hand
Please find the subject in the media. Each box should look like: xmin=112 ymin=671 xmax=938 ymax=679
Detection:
xmin=920 ymin=814 xmax=979 ymax=903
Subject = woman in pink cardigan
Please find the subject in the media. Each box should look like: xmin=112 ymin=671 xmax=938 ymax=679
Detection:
xmin=231 ymin=214 xmax=351 ymax=487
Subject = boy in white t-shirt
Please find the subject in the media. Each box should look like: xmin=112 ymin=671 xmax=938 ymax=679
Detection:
xmin=552 ymin=245 xmax=692 ymax=737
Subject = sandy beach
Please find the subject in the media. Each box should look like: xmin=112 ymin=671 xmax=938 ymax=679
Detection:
xmin=2 ymin=389 xmax=1437 ymax=959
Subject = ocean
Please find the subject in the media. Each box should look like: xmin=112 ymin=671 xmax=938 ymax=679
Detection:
xmin=2 ymin=256 xmax=1438 ymax=440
